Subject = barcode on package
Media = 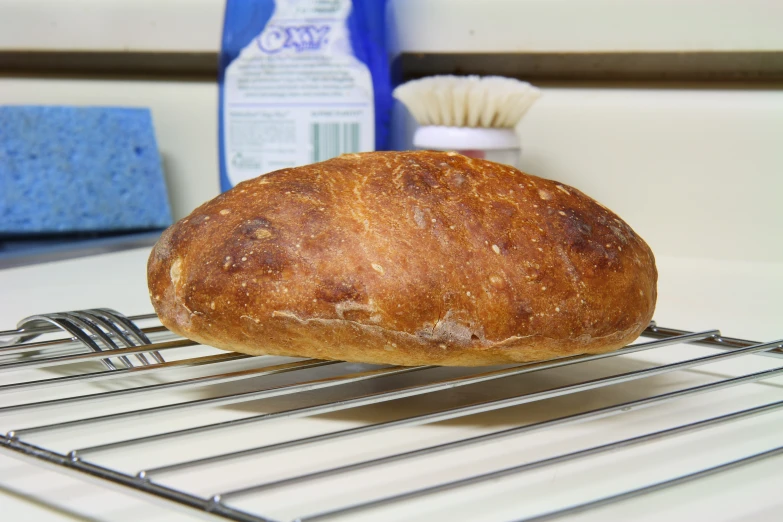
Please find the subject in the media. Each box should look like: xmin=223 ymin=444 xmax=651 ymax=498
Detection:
xmin=310 ymin=122 xmax=360 ymax=163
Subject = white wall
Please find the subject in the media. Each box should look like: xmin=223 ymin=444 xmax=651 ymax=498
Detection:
xmin=515 ymin=87 xmax=783 ymax=263
xmin=2 ymin=0 xmax=782 ymax=53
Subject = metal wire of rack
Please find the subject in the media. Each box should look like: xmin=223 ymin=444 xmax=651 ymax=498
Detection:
xmin=1 ymin=310 xmax=782 ymax=522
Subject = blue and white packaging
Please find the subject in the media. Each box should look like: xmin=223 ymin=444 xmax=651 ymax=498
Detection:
xmin=218 ymin=0 xmax=391 ymax=191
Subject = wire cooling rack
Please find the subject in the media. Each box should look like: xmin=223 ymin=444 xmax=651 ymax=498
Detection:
xmin=0 ymin=310 xmax=782 ymax=522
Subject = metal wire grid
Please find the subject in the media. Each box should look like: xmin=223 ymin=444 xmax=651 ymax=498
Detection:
xmin=0 ymin=312 xmax=782 ymax=522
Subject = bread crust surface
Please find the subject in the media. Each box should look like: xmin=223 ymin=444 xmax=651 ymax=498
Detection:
xmin=148 ymin=151 xmax=657 ymax=366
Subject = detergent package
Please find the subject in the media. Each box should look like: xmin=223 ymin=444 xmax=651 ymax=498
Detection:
xmin=218 ymin=0 xmax=391 ymax=190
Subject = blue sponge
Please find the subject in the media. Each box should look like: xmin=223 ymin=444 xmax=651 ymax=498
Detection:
xmin=0 ymin=106 xmax=173 ymax=234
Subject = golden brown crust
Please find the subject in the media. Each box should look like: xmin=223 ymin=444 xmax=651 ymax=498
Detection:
xmin=148 ymin=151 xmax=657 ymax=366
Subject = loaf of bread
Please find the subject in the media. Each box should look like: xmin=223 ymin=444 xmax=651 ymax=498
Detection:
xmin=148 ymin=151 xmax=656 ymax=366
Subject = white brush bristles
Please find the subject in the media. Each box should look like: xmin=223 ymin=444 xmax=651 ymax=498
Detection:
xmin=393 ymin=75 xmax=541 ymax=128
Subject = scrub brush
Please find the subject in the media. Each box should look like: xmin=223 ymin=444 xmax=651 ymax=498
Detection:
xmin=393 ymin=75 xmax=541 ymax=166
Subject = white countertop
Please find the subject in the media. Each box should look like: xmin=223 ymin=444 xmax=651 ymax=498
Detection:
xmin=0 ymin=249 xmax=202 ymax=521
xmin=0 ymin=248 xmax=781 ymax=521
xmin=2 ymin=247 xmax=780 ymax=341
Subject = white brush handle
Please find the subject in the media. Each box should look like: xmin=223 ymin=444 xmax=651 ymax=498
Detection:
xmin=413 ymin=126 xmax=520 ymax=167
xmin=414 ymin=126 xmax=519 ymax=150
